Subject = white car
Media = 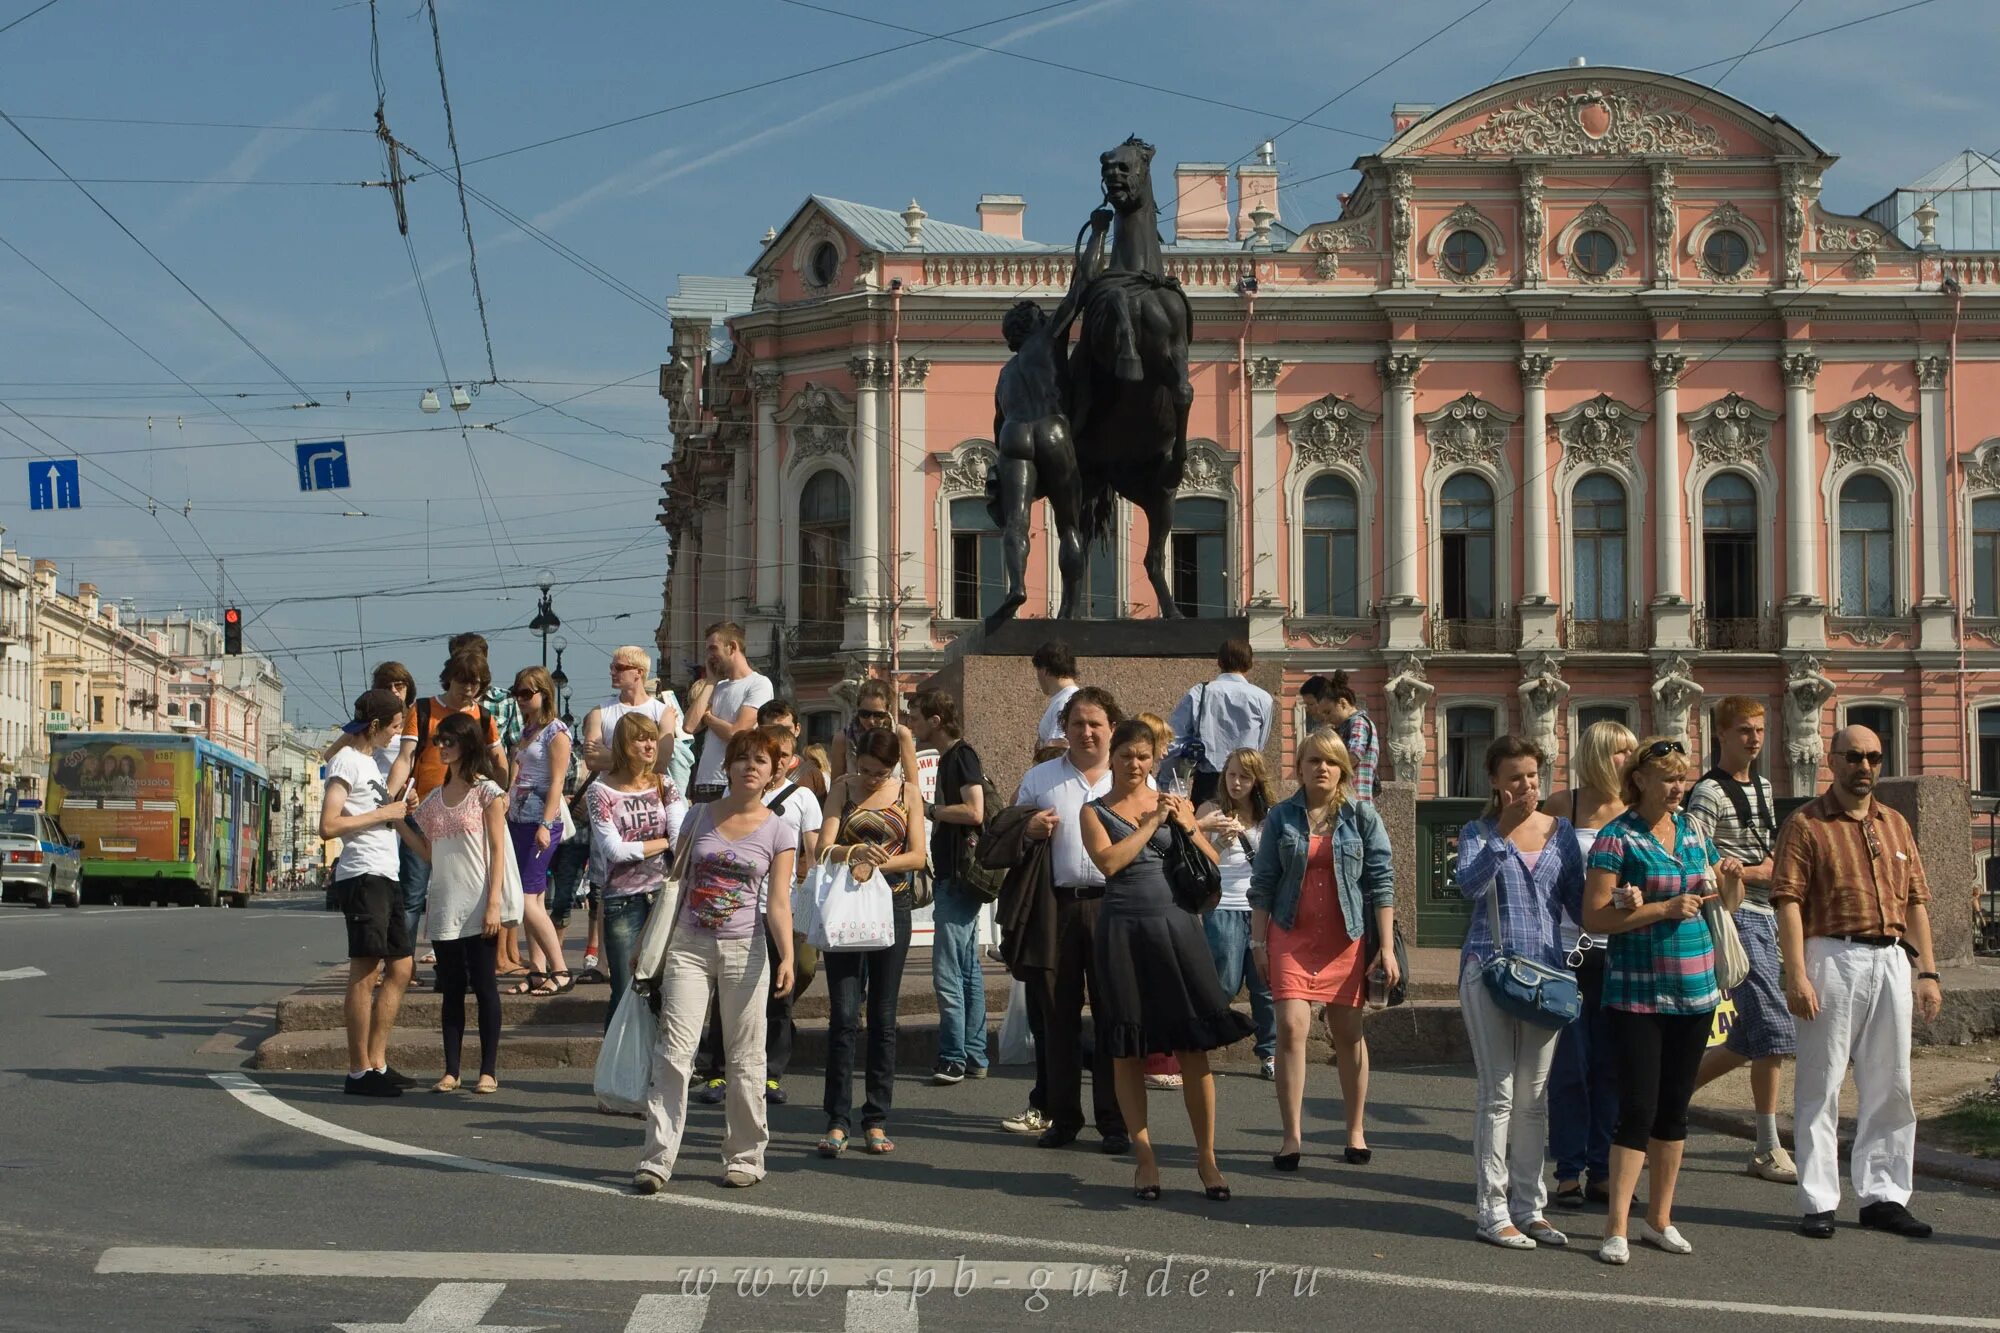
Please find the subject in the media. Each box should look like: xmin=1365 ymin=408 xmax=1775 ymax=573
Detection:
xmin=0 ymin=809 xmax=83 ymax=908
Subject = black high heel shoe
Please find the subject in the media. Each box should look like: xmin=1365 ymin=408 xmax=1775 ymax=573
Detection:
xmin=1344 ymin=1146 xmax=1372 ymax=1165
xmin=1272 ymin=1152 xmax=1300 ymax=1172
xmin=1133 ymin=1171 xmax=1162 ymax=1201
xmin=1203 ymin=1180 xmax=1233 ymax=1202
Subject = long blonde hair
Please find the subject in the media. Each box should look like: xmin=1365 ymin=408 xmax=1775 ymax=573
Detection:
xmin=1216 ymin=747 xmax=1273 ymax=822
xmin=1295 ymin=729 xmax=1354 ymax=809
xmin=1574 ymin=718 xmax=1639 ymax=801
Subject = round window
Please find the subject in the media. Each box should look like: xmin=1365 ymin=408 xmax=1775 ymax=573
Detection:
xmin=807 ymin=240 xmax=840 ymax=287
xmin=1441 ymin=228 xmax=1489 ymax=277
xmin=1702 ymin=229 xmax=1750 ymax=277
xmin=1571 ymin=229 xmax=1619 ymax=278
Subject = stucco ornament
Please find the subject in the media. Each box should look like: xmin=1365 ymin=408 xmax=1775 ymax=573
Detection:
xmin=1649 ymin=162 xmax=1677 ymax=287
xmin=939 ymin=440 xmax=997 ymax=495
xmin=1385 ymin=655 xmax=1435 ymax=783
xmin=1783 ymin=655 xmax=1836 ymax=796
xmin=1460 ymin=87 xmax=1725 ymax=158
xmin=1819 ymin=394 xmax=1916 ymax=473
xmin=1422 ymin=393 xmax=1518 ymax=468
xmin=1651 ymin=653 xmax=1704 ymax=741
xmin=1519 ymin=165 xmax=1546 ymax=286
xmin=1686 ymin=393 xmax=1777 ymax=471
xmin=1307 ymin=213 xmax=1373 ymax=279
xmin=1961 ymin=439 xmax=2000 ymax=493
xmin=1180 ymin=441 xmax=1233 ymax=493
xmin=776 ymin=382 xmax=856 ymax=469
xmin=1552 ymin=393 xmax=1650 ymax=474
xmin=1389 ymin=167 xmax=1414 ymax=287
xmin=1517 ymin=656 xmax=1569 ymax=790
xmin=1283 ymin=394 xmax=1378 ymax=474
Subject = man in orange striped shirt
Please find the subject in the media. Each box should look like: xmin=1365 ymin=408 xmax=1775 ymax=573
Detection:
xmin=1770 ymin=725 xmax=1942 ymax=1241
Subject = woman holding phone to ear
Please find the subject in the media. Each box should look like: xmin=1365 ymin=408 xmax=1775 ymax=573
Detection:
xmin=1582 ymin=736 xmax=1744 ymax=1267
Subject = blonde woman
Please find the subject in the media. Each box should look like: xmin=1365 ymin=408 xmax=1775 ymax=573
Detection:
xmin=1250 ymin=730 xmax=1396 ymax=1171
xmin=1543 ymin=718 xmax=1636 ymax=1209
xmin=1197 ymin=747 xmax=1278 ymax=1080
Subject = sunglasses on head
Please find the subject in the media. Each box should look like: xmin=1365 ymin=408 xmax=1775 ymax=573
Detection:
xmin=1841 ymin=749 xmax=1885 ymax=767
xmin=1645 ymin=739 xmax=1687 ymax=759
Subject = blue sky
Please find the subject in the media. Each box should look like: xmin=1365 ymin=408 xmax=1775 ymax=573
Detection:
xmin=1 ymin=0 xmax=1992 ymax=726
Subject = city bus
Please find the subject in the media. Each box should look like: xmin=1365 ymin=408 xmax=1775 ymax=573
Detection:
xmin=47 ymin=731 xmax=273 ymax=907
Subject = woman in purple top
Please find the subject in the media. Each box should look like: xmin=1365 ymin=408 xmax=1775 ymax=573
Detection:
xmin=506 ymin=666 xmax=572 ymax=994
xmin=635 ymin=729 xmax=797 ymax=1192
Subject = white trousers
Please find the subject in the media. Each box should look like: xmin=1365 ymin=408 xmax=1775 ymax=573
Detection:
xmin=1460 ymin=961 xmax=1560 ymax=1229
xmin=639 ymin=931 xmax=770 ymax=1182
xmin=1793 ymin=937 xmax=1915 ymax=1215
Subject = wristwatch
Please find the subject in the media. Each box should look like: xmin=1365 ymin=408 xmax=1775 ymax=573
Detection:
xmin=1917 ymin=970 xmax=1941 ymax=982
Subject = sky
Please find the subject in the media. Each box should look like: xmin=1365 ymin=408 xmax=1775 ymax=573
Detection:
xmin=1 ymin=0 xmax=1994 ymax=729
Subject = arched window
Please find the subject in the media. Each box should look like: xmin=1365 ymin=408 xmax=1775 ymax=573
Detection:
xmin=1440 ymin=473 xmax=1495 ymax=620
xmin=1445 ymin=704 xmax=1497 ymax=798
xmin=1302 ymin=474 xmax=1360 ymax=618
xmin=1702 ymin=473 xmax=1759 ymax=621
xmin=798 ymin=471 xmax=852 ymax=649
xmin=1169 ymin=497 xmax=1228 ymax=618
xmin=1571 ymin=473 xmax=1627 ymax=622
xmin=949 ymin=496 xmax=1003 ymax=621
xmin=1837 ymin=474 xmax=1895 ymax=617
xmin=1973 ymin=496 xmax=2000 ymax=617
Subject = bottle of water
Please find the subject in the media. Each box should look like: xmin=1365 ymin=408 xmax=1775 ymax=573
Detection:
xmin=1367 ymin=965 xmax=1390 ymax=1009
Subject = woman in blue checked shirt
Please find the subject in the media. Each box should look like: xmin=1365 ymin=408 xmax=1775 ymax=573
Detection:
xmin=1582 ymin=737 xmax=1744 ymax=1267
xmin=1455 ymin=736 xmax=1586 ymax=1251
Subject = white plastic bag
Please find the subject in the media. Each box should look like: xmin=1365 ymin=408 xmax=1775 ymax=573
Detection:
xmin=594 ymin=987 xmax=653 ymax=1114
xmin=812 ymin=864 xmax=895 ymax=953
xmin=496 ymin=815 xmax=526 ymax=928
xmin=792 ymin=854 xmax=842 ymax=945
xmin=997 ymin=977 xmax=1036 ymax=1066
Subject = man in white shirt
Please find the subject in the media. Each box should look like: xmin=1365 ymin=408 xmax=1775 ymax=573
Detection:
xmin=1167 ymin=638 xmax=1272 ymax=805
xmin=683 ymin=621 xmax=774 ymax=804
xmin=1031 ymin=640 xmax=1079 ymax=752
xmin=1012 ymin=685 xmax=1129 ymax=1154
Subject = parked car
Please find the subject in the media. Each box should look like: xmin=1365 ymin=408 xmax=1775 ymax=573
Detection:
xmin=0 ymin=809 xmax=83 ymax=908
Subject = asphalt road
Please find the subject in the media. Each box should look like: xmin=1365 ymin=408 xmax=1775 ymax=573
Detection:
xmin=2 ymin=897 xmax=1997 ymax=1332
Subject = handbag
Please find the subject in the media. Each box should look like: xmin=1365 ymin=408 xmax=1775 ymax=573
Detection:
xmin=633 ymin=802 xmax=707 ymax=987
xmin=495 ymin=788 xmax=525 ymax=929
xmin=900 ymin=864 xmax=935 ymax=911
xmin=1704 ymin=897 xmax=1751 ymax=991
xmin=814 ymin=861 xmax=897 ymax=952
xmin=1478 ymin=862 xmax=1582 ymax=1031
xmin=1163 ymin=817 xmax=1221 ymax=915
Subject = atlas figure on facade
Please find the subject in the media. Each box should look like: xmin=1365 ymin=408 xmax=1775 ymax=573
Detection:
xmin=986 ymin=135 xmax=1195 ymax=626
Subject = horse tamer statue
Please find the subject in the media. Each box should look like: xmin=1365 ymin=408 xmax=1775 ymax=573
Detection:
xmin=986 ymin=135 xmax=1194 ymax=625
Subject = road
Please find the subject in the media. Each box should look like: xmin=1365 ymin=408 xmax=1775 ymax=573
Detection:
xmin=2 ymin=897 xmax=1996 ymax=1332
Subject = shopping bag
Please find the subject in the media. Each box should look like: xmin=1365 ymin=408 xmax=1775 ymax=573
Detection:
xmin=812 ymin=865 xmax=895 ymax=953
xmin=593 ymin=987 xmax=653 ymax=1114
xmin=791 ymin=852 xmax=843 ymax=945
xmin=996 ymin=977 xmax=1036 ymax=1066
xmin=496 ymin=816 xmax=526 ymax=928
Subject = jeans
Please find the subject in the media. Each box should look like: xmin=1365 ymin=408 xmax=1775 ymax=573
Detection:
xmin=1203 ymin=907 xmax=1276 ymax=1060
xmin=599 ymin=889 xmax=654 ymax=1030
xmin=1461 ymin=959 xmax=1559 ymax=1229
xmin=930 ymin=877 xmax=988 ymax=1069
xmin=398 ymin=828 xmax=431 ymax=950
xmin=821 ymin=903 xmax=911 ymax=1132
xmin=1547 ymin=948 xmax=1617 ymax=1183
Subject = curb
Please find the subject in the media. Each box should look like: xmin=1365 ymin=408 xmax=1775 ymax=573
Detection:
xmin=1686 ymin=1104 xmax=2000 ymax=1193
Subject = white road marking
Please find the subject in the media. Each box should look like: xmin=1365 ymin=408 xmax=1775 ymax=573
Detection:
xmin=620 ymin=1295 xmax=707 ymax=1333
xmin=202 ymin=1072 xmax=2000 ymax=1329
xmin=0 ymin=966 xmax=46 ymax=980
xmin=333 ymin=1281 xmax=548 ymax=1332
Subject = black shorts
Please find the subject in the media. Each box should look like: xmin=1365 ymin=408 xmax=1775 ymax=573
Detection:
xmin=338 ymin=873 xmax=412 ymax=960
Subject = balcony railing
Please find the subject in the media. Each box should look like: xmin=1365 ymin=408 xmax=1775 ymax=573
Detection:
xmin=1562 ymin=608 xmax=1645 ymax=652
xmin=1430 ymin=605 xmax=1518 ymax=653
xmin=1694 ymin=605 xmax=1779 ymax=652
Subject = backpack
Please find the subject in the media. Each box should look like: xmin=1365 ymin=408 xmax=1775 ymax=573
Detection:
xmin=413 ymin=697 xmax=496 ymax=766
xmin=1697 ymin=766 xmax=1774 ymax=854
xmin=942 ymin=741 xmax=1007 ymax=902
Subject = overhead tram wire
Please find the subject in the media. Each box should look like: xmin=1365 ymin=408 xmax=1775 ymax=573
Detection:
xmin=2 ymin=112 xmax=373 ymax=134
xmin=1491 ymin=0 xmax=1577 ymax=82
xmin=0 ymin=0 xmax=64 ymax=38
xmin=424 ymin=0 xmax=497 ymax=383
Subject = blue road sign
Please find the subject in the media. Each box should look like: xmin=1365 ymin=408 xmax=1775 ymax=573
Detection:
xmin=295 ymin=439 xmax=350 ymax=492
xmin=28 ymin=459 xmax=80 ymax=511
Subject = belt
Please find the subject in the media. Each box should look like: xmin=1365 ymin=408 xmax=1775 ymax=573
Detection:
xmin=1829 ymin=933 xmax=1900 ymax=948
xmin=1052 ymin=884 xmax=1104 ymax=902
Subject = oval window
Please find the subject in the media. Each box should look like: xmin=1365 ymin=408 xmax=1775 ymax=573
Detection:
xmin=1572 ymin=230 xmax=1619 ymax=278
xmin=1703 ymin=229 xmax=1750 ymax=277
xmin=1441 ymin=228 xmax=1489 ymax=277
xmin=807 ymin=240 xmax=840 ymax=287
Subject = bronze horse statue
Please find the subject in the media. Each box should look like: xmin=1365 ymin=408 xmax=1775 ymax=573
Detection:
xmin=1067 ymin=136 xmax=1195 ymax=618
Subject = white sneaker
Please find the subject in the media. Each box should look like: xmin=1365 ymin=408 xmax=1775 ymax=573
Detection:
xmin=1001 ymin=1107 xmax=1049 ymax=1135
xmin=1637 ymin=1220 xmax=1692 ymax=1254
xmin=1144 ymin=1073 xmax=1184 ymax=1090
xmin=1478 ymin=1224 xmax=1536 ymax=1250
xmin=1749 ymin=1146 xmax=1799 ymax=1183
xmin=1259 ymin=1056 xmax=1276 ymax=1081
xmin=1597 ymin=1235 xmax=1629 ymax=1265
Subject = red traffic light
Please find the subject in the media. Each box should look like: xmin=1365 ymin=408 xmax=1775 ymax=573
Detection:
xmin=224 ymin=608 xmax=241 ymax=625
xmin=223 ymin=606 xmax=243 ymax=655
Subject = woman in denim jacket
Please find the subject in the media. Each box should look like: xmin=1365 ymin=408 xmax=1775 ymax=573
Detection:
xmin=1250 ymin=729 xmax=1397 ymax=1172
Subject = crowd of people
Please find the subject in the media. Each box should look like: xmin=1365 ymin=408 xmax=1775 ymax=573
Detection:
xmin=317 ymin=626 xmax=1948 ymax=1258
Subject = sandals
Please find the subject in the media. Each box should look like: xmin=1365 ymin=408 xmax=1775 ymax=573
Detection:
xmin=548 ymin=970 xmax=575 ymax=994
xmin=509 ymin=971 xmax=546 ymax=996
xmin=528 ymin=971 xmax=566 ymax=997
xmin=1133 ymin=1174 xmax=1162 ymax=1202
xmin=817 ymin=1130 xmax=849 ymax=1158
xmin=864 ymin=1129 xmax=895 ymax=1155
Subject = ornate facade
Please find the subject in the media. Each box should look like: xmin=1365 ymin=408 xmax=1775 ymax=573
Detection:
xmin=660 ymin=68 xmax=2000 ymax=796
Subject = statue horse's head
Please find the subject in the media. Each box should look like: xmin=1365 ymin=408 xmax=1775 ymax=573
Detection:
xmin=1099 ymin=135 xmax=1156 ymax=216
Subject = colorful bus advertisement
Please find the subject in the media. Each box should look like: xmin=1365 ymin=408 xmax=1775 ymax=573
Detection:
xmin=48 ymin=737 xmax=193 ymax=865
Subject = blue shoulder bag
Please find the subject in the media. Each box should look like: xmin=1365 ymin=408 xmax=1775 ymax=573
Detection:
xmin=1479 ymin=850 xmax=1582 ymax=1030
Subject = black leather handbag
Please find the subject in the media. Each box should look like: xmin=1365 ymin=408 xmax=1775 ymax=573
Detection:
xmin=1163 ymin=820 xmax=1221 ymax=915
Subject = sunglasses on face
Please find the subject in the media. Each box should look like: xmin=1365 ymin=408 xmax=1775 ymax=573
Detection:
xmin=612 ymin=664 xmax=640 ymax=675
xmin=856 ymin=709 xmax=890 ymax=722
xmin=1645 ymin=740 xmax=1687 ymax=759
xmin=510 ymin=688 xmax=539 ymax=700
xmin=1841 ymin=750 xmax=1885 ymax=767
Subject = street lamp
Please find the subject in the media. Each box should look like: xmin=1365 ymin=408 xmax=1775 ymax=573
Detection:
xmin=550 ymin=634 xmax=570 ymax=723
xmin=527 ymin=568 xmax=560 ymax=667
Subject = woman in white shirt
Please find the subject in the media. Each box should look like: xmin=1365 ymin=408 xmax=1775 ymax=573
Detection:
xmin=1196 ymin=748 xmax=1278 ymax=1080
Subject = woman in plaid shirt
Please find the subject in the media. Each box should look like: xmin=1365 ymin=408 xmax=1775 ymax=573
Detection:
xmin=1583 ymin=737 xmax=1744 ymax=1267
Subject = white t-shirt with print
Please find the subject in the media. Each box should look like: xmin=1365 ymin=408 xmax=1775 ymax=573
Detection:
xmin=329 ymin=745 xmax=399 ymax=882
xmin=1037 ymin=684 xmax=1079 ymax=746
xmin=692 ymin=671 xmax=775 ymax=789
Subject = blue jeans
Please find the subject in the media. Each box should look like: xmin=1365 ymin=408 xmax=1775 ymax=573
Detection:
xmin=1547 ymin=948 xmax=1617 ymax=1183
xmin=600 ymin=889 xmax=654 ymax=1030
xmin=398 ymin=827 xmax=431 ymax=950
xmin=1203 ymin=908 xmax=1276 ymax=1060
xmin=929 ymin=877 xmax=988 ymax=1069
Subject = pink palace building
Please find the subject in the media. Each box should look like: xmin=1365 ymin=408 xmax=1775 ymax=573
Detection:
xmin=657 ymin=66 xmax=2000 ymax=801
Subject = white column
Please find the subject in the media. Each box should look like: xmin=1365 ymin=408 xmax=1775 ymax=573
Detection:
xmin=726 ymin=446 xmax=751 ymax=617
xmin=1379 ymin=351 xmax=1421 ymax=602
xmin=1248 ymin=356 xmax=1283 ymax=624
xmin=1916 ymin=355 xmax=1949 ymax=603
xmin=1518 ymin=353 xmax=1554 ymax=601
xmin=896 ymin=357 xmax=931 ymax=649
xmin=848 ymin=353 xmax=885 ymax=650
xmin=1650 ymin=351 xmax=1688 ymax=603
xmin=1781 ymin=350 xmax=1823 ymax=601
xmin=750 ymin=370 xmax=782 ymax=614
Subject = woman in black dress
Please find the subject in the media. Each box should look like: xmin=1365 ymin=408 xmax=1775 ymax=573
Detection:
xmin=1080 ymin=719 xmax=1256 ymax=1202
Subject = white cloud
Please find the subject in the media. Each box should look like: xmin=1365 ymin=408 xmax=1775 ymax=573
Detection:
xmin=158 ymin=92 xmax=340 ymax=231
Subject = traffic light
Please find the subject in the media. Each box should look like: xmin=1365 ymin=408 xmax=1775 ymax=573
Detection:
xmin=223 ymin=607 xmax=243 ymax=655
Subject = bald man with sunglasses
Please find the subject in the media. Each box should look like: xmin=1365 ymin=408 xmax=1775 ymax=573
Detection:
xmin=1770 ymin=726 xmax=1942 ymax=1242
